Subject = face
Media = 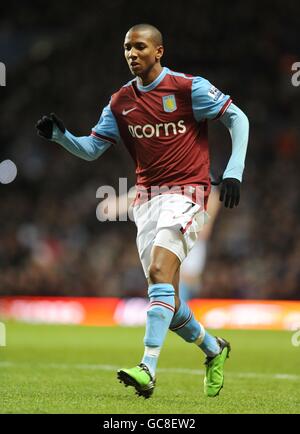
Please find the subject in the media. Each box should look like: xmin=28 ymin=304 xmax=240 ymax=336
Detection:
xmin=124 ymin=30 xmax=163 ymax=77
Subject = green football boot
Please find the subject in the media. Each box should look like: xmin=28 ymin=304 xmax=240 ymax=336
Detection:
xmin=117 ymin=363 xmax=156 ymax=399
xmin=204 ymin=337 xmax=231 ymax=397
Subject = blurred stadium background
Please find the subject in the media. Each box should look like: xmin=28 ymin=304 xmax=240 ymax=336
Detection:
xmin=0 ymin=1 xmax=299 ymax=327
xmin=1 ymin=0 xmax=300 ymax=415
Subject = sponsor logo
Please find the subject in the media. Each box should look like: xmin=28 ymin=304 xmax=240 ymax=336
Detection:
xmin=128 ymin=120 xmax=186 ymax=138
xmin=208 ymin=85 xmax=224 ymax=101
xmin=122 ymin=107 xmax=137 ymax=115
xmin=162 ymin=95 xmax=177 ymax=112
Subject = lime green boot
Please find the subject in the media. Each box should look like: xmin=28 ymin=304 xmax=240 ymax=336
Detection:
xmin=204 ymin=337 xmax=231 ymax=397
xmin=117 ymin=363 xmax=156 ymax=399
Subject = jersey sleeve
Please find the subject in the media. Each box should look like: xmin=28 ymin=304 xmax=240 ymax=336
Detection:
xmin=91 ymin=101 xmax=121 ymax=145
xmin=192 ymin=76 xmax=232 ymax=122
xmin=220 ymin=103 xmax=249 ymax=181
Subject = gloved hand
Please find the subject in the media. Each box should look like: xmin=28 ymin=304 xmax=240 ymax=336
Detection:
xmin=36 ymin=113 xmax=65 ymax=139
xmin=220 ymin=178 xmax=240 ymax=208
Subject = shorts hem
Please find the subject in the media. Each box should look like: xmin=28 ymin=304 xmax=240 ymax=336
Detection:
xmin=153 ymin=242 xmax=185 ymax=263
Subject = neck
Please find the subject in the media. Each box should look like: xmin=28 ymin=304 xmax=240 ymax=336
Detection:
xmin=138 ymin=64 xmax=163 ymax=86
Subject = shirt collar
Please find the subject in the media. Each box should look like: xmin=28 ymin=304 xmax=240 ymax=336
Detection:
xmin=136 ymin=67 xmax=168 ymax=92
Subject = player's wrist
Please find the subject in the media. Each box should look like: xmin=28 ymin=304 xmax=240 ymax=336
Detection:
xmin=52 ymin=124 xmax=66 ymax=141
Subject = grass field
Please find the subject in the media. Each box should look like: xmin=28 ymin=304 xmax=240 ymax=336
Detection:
xmin=1 ymin=322 xmax=300 ymax=414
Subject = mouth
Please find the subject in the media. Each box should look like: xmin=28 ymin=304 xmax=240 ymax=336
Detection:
xmin=130 ymin=62 xmax=140 ymax=69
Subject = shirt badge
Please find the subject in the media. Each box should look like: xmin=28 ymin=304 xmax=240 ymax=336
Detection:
xmin=208 ymin=86 xmax=223 ymax=101
xmin=162 ymin=95 xmax=177 ymax=112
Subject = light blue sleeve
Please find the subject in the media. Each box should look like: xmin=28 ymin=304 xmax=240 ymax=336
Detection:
xmin=220 ymin=103 xmax=249 ymax=181
xmin=51 ymin=102 xmax=120 ymax=161
xmin=91 ymin=101 xmax=121 ymax=144
xmin=192 ymin=76 xmax=231 ymax=121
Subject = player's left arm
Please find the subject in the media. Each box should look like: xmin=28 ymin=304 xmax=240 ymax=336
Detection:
xmin=192 ymin=77 xmax=249 ymax=208
xmin=219 ymin=103 xmax=249 ymax=207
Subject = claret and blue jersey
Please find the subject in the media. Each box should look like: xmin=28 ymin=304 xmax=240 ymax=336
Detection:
xmin=90 ymin=67 xmax=231 ymax=191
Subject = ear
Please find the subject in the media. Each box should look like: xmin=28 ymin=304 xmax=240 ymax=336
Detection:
xmin=156 ymin=45 xmax=164 ymax=61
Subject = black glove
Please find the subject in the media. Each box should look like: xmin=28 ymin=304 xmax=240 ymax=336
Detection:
xmin=36 ymin=113 xmax=65 ymax=139
xmin=220 ymin=178 xmax=240 ymax=208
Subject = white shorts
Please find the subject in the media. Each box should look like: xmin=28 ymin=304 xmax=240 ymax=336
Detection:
xmin=133 ymin=194 xmax=206 ymax=278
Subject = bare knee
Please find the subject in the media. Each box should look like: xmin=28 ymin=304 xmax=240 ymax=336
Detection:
xmin=148 ymin=262 xmax=168 ymax=284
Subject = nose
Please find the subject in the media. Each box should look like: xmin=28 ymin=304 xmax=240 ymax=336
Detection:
xmin=128 ymin=48 xmax=138 ymax=60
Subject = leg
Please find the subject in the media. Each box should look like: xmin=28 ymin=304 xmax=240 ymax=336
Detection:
xmin=159 ymin=238 xmax=230 ymax=398
xmin=169 ymin=293 xmax=231 ymax=398
xmin=148 ymin=245 xmax=181 ymax=312
xmin=139 ymin=245 xmax=179 ymax=377
xmin=118 ymin=245 xmax=180 ymax=398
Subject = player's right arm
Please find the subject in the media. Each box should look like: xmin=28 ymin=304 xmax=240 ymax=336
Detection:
xmin=35 ymin=102 xmax=120 ymax=161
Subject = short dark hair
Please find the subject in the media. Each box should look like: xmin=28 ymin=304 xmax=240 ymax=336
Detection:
xmin=127 ymin=24 xmax=163 ymax=46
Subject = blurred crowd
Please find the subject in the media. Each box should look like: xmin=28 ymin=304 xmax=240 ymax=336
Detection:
xmin=0 ymin=1 xmax=299 ymax=299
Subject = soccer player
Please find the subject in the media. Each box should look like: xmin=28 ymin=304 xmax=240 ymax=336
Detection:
xmin=36 ymin=23 xmax=249 ymax=399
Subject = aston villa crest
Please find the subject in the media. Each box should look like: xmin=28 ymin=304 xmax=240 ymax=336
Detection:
xmin=162 ymin=95 xmax=177 ymax=112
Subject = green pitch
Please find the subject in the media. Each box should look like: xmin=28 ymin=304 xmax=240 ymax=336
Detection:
xmin=1 ymin=322 xmax=300 ymax=414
